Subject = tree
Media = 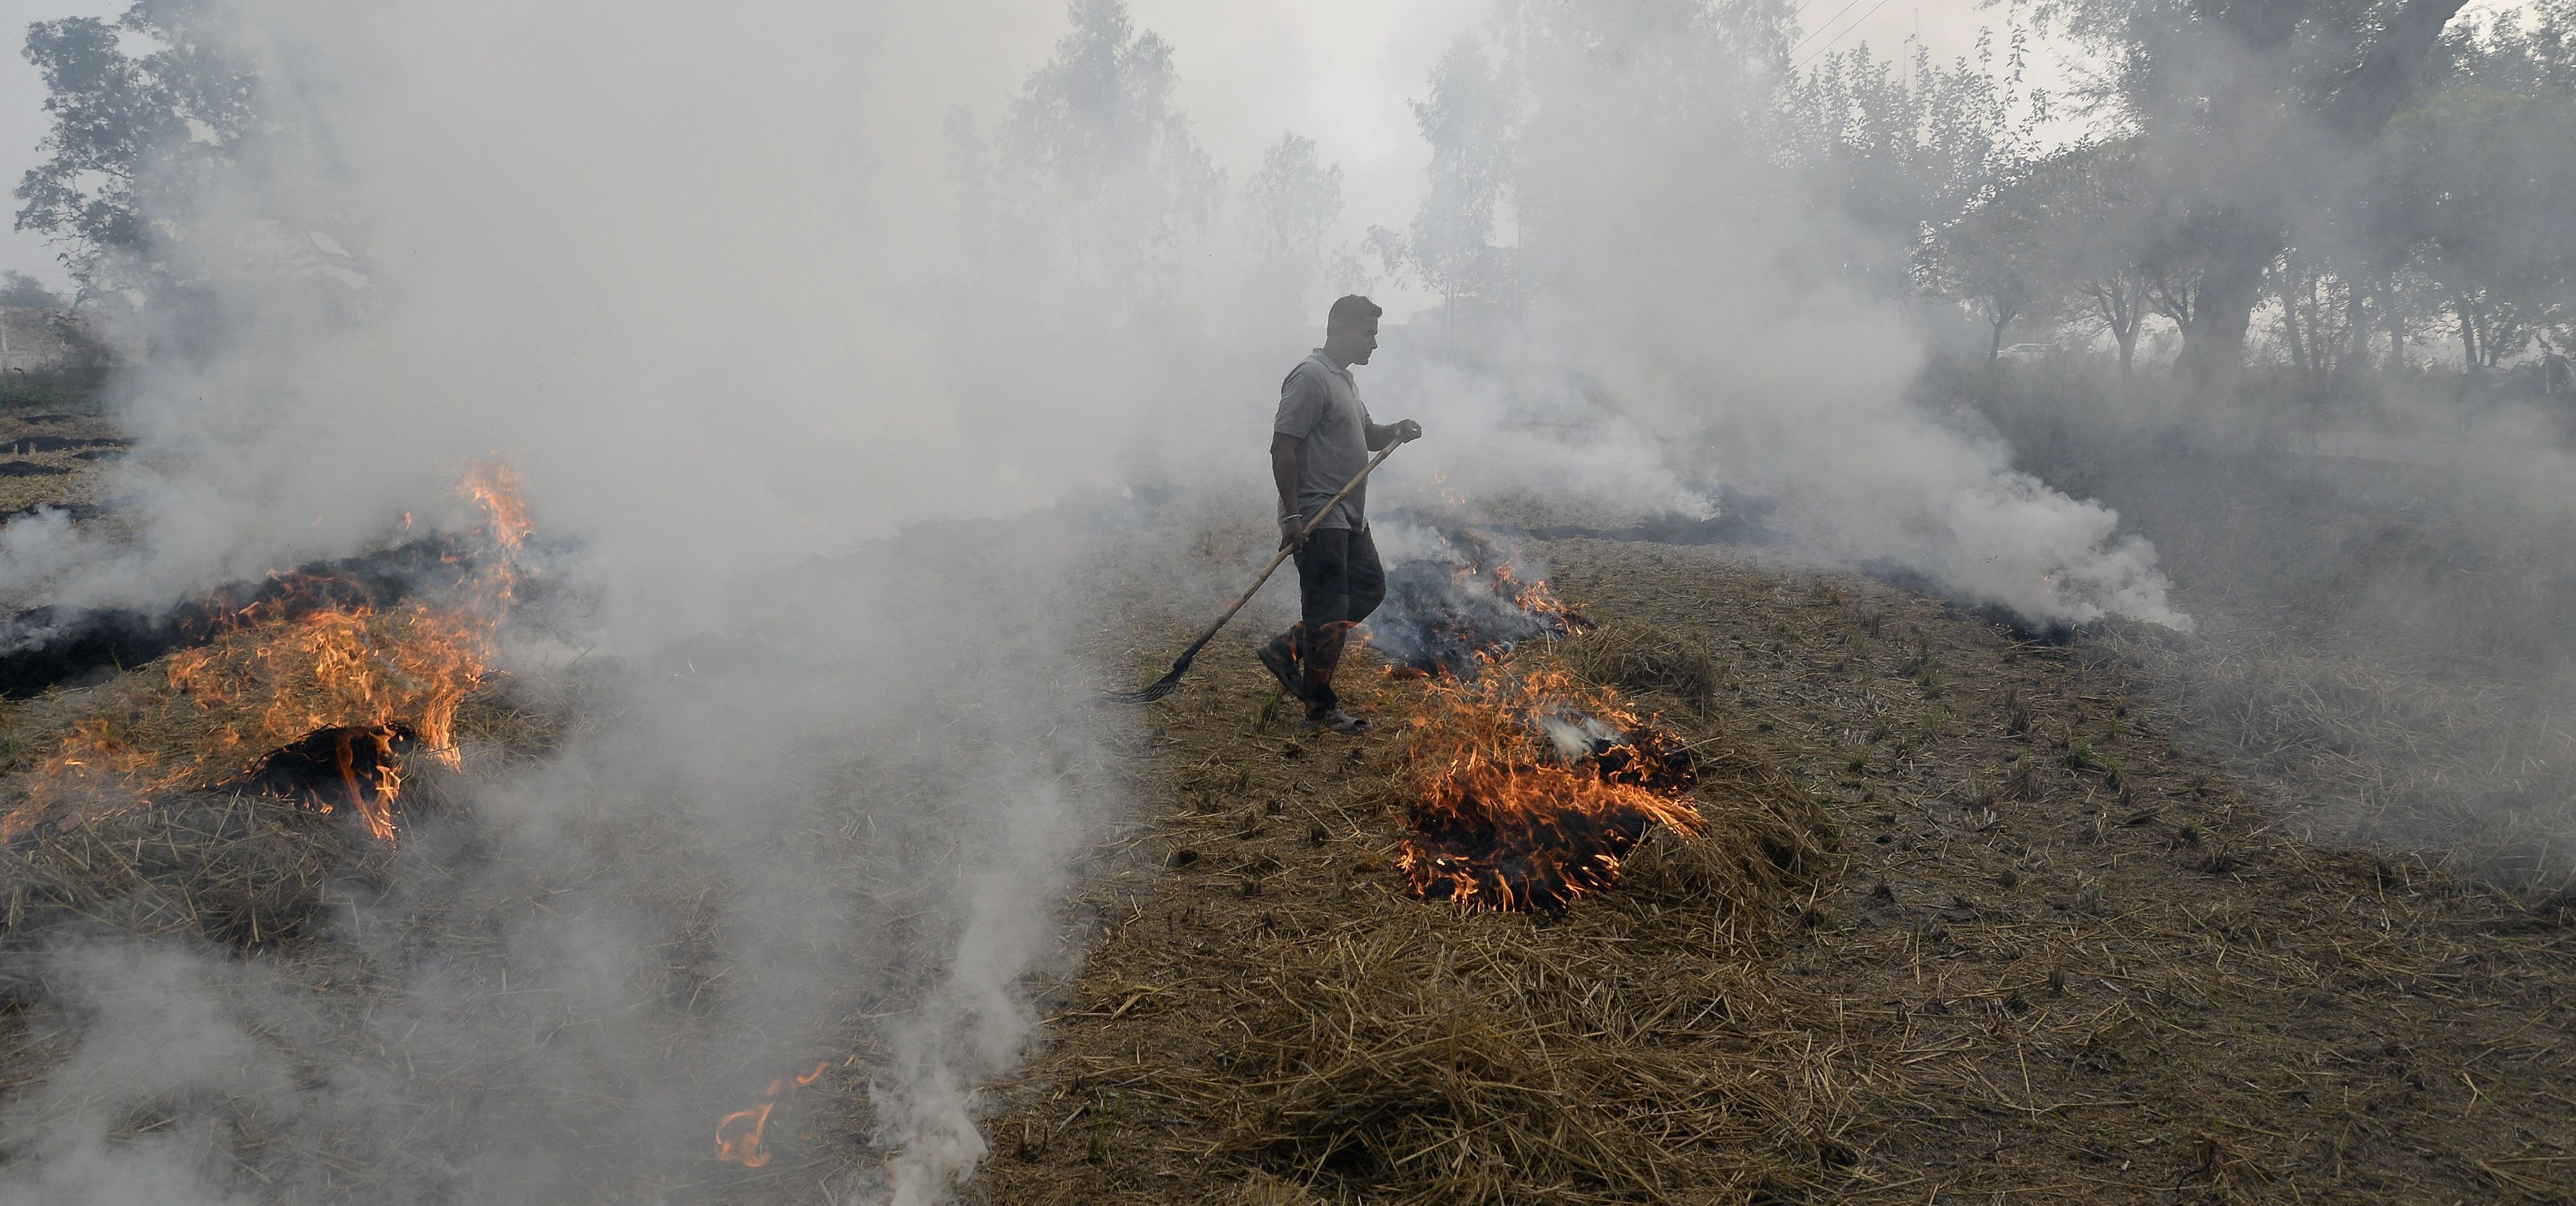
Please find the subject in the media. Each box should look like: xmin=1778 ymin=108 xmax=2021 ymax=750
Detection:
xmin=988 ymin=0 xmax=1222 ymax=320
xmin=15 ymin=0 xmax=258 ymax=302
xmin=1785 ymin=29 xmax=2050 ymax=283
xmin=2022 ymin=0 xmax=2478 ymax=388
xmin=1370 ymin=35 xmax=1521 ymax=335
xmin=2369 ymin=19 xmax=2576 ymax=370
xmin=1242 ymin=133 xmax=1345 ymax=327
xmin=2265 ymin=244 xmax=2371 ymax=388
xmin=1926 ymin=178 xmax=2053 ymax=361
xmin=2024 ymin=141 xmax=2156 ymax=374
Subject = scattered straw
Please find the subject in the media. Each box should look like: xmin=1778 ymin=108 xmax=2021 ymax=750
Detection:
xmin=978 ymin=526 xmax=2576 ymax=1206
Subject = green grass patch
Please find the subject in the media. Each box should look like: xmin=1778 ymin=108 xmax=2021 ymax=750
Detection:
xmin=0 ymin=381 xmax=101 ymax=412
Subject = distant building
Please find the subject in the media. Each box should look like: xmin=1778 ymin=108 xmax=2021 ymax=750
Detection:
xmin=0 ymin=306 xmax=130 ymax=381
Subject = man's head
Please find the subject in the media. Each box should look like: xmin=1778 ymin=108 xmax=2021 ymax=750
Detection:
xmin=1323 ymin=294 xmax=1382 ymax=367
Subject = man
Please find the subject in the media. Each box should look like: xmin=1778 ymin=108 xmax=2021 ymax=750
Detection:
xmin=1257 ymin=295 xmax=1422 ymax=735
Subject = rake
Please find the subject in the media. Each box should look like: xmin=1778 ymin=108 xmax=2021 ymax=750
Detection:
xmin=1105 ymin=440 xmax=1405 ymax=704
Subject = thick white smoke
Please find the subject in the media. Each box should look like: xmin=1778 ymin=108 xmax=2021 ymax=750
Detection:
xmin=0 ymin=1 xmax=1144 ymax=1202
xmin=1408 ymin=8 xmax=2187 ymax=630
xmin=0 ymin=1 xmax=2198 ymax=1202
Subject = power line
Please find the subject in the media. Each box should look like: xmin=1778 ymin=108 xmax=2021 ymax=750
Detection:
xmin=1796 ymin=0 xmax=1899 ymax=68
xmin=1789 ymin=0 xmax=1869 ymax=53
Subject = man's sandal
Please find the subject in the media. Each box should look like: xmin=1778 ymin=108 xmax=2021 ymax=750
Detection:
xmin=1304 ymin=708 xmax=1374 ymax=736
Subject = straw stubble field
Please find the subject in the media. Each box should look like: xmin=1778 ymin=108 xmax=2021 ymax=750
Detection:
xmin=1 ymin=409 xmax=2570 ymax=1203
xmin=0 ymin=403 xmax=121 ymax=520
xmin=980 ymin=536 xmax=2576 ymax=1205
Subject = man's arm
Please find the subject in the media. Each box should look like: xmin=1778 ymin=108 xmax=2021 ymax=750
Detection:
xmin=1365 ymin=418 xmax=1425 ymax=451
xmin=1271 ymin=431 xmax=1306 ymax=550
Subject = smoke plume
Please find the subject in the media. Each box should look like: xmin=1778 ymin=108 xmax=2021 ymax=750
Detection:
xmin=0 ymin=1 xmax=2215 ymax=1202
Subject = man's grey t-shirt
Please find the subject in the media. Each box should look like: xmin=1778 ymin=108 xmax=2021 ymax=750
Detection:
xmin=1273 ymin=350 xmax=1373 ymax=531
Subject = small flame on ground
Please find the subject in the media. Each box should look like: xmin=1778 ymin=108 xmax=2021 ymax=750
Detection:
xmin=0 ymin=463 xmax=532 ymax=843
xmin=459 ymin=461 xmax=534 ymax=553
xmin=1493 ymin=562 xmax=1584 ymax=634
xmin=715 ymin=1062 xmax=829 ymax=1168
xmin=216 ymin=723 xmax=417 ymax=842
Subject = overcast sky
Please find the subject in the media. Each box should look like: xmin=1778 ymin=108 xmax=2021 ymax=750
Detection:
xmin=1082 ymin=0 xmax=2038 ymax=284
xmin=0 ymin=0 xmax=108 ymax=286
xmin=0 ymin=0 xmax=2534 ymax=300
xmin=0 ymin=0 xmax=2053 ymax=293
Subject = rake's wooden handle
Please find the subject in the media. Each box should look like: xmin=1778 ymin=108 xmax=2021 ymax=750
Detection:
xmin=1175 ymin=440 xmax=1406 ymax=662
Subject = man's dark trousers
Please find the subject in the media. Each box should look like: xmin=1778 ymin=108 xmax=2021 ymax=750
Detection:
xmin=1283 ymin=526 xmax=1385 ymax=712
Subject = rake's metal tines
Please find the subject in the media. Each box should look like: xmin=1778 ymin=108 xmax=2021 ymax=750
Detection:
xmin=1102 ymin=655 xmax=1192 ymax=704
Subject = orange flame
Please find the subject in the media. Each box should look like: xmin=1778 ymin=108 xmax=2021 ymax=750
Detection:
xmin=0 ymin=464 xmax=532 ymax=843
xmin=715 ymin=1062 xmax=829 ymax=1168
xmin=1487 ymin=562 xmax=1584 ymax=633
xmin=1395 ymin=659 xmax=1703 ymax=914
xmin=1373 ymin=532 xmax=1590 ymax=682
xmin=459 ymin=461 xmax=534 ymax=554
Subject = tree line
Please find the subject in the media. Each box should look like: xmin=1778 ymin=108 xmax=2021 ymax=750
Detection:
xmin=15 ymin=0 xmax=2568 ymax=393
xmin=1918 ymin=0 xmax=2576 ymax=387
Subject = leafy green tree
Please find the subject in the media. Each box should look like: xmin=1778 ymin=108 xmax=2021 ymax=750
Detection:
xmin=2375 ymin=85 xmax=2576 ymax=368
xmin=1926 ymin=178 xmax=2053 ymax=361
xmin=1785 ymin=30 xmax=2049 ymax=289
xmin=2264 ymin=245 xmax=2366 ymax=387
xmin=2367 ymin=4 xmax=2576 ymax=368
xmin=2432 ymin=0 xmax=2576 ymax=94
xmin=15 ymin=0 xmax=257 ymax=302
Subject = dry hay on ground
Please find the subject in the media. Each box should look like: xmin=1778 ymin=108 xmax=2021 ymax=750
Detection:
xmin=0 ymin=677 xmax=571 ymax=967
xmin=983 ymin=532 xmax=2576 ymax=1205
xmin=0 ymin=674 xmax=603 ymax=1196
xmin=0 ymin=793 xmax=381 ymax=970
xmin=4 ymin=490 xmax=2572 ymax=1204
xmin=1201 ymin=665 xmax=1836 ymax=1203
xmin=1551 ymin=616 xmax=1723 ymax=715
xmin=1209 ymin=903 xmax=1823 ymax=1204
xmin=1967 ymin=387 xmax=2576 ymax=904
xmin=2087 ymin=617 xmax=2576 ymax=903
xmin=980 ymin=594 xmax=1845 ymax=1205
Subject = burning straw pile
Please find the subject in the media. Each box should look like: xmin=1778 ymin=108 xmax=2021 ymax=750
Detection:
xmin=1 ymin=464 xmax=531 ymax=844
xmin=0 ymin=465 xmax=567 ymax=970
xmin=1370 ymin=523 xmax=1590 ymax=680
xmin=1362 ymin=525 xmax=1747 ymax=916
xmin=1013 ymin=593 xmax=1840 ymax=1202
xmin=1379 ymin=537 xmax=1837 ymax=923
xmin=991 ymin=526 xmax=1843 ymax=1203
xmin=1393 ymin=663 xmax=1705 ymax=914
xmin=1222 ymin=649 xmax=1838 ymax=1197
xmin=1240 ymin=535 xmax=1837 ymax=1193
